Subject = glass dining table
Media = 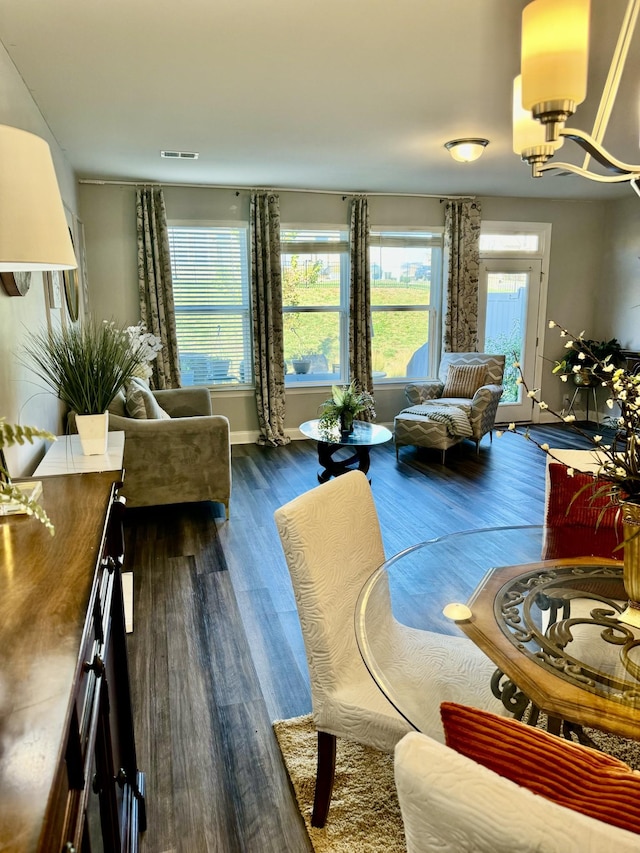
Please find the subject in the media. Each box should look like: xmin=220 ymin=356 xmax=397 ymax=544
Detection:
xmin=355 ymin=525 xmax=640 ymax=741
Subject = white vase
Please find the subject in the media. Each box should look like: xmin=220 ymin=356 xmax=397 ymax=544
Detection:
xmin=76 ymin=412 xmax=109 ymax=455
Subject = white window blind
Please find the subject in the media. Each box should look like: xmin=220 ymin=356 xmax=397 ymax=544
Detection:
xmin=168 ymin=225 xmax=252 ymax=385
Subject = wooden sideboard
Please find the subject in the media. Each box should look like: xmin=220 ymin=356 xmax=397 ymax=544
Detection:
xmin=0 ymin=472 xmax=146 ymax=852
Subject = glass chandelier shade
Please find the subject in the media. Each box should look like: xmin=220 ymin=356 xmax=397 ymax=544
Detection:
xmin=521 ymin=0 xmax=590 ymax=141
xmin=0 ymin=125 xmax=77 ymax=271
xmin=512 ymin=75 xmax=563 ymax=174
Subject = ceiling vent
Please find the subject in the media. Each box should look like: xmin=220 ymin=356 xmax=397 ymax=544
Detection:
xmin=160 ymin=150 xmax=199 ymax=160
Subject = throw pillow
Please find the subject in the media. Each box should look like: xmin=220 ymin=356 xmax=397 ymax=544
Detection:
xmin=125 ymin=378 xmax=170 ymax=420
xmin=442 ymin=364 xmax=487 ymax=398
xmin=108 ymin=388 xmax=127 ymax=418
xmin=441 ymin=702 xmax=640 ymax=836
xmin=546 ymin=462 xmax=623 ymax=528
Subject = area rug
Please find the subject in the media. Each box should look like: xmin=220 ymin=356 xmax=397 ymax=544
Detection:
xmin=274 ymin=712 xmax=640 ymax=853
xmin=273 ymin=714 xmax=406 ymax=853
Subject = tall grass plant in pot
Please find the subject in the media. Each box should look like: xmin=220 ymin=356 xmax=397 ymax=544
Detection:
xmin=22 ymin=319 xmax=147 ymax=455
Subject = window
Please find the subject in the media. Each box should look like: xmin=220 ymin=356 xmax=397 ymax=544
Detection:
xmin=479 ymin=232 xmax=540 ymax=254
xmin=281 ymin=228 xmax=349 ymax=385
xmin=168 ymin=224 xmax=252 ymax=386
xmin=369 ymin=231 xmax=442 ymax=381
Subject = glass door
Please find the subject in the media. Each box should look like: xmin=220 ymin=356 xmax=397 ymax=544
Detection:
xmin=479 ymin=259 xmax=542 ymax=423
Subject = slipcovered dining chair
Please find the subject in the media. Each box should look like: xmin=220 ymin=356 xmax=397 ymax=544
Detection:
xmin=394 ymin=726 xmax=640 ymax=852
xmin=273 ymin=470 xmax=504 ymax=827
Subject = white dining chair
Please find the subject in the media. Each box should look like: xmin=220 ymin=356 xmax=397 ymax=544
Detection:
xmin=273 ymin=470 xmax=503 ymax=827
xmin=394 ymin=730 xmax=640 ymax=853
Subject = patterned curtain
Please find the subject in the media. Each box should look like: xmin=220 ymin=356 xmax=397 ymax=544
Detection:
xmin=443 ymin=200 xmax=482 ymax=353
xmin=136 ymin=188 xmax=181 ymax=388
xmin=349 ymin=196 xmax=373 ymax=416
xmin=250 ymin=192 xmax=290 ymax=446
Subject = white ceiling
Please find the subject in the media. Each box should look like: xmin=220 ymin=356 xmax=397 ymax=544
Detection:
xmin=0 ymin=0 xmax=639 ymax=201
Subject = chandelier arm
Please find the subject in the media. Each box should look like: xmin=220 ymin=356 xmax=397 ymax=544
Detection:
xmin=560 ymin=128 xmax=640 ymax=175
xmin=537 ymin=160 xmax=640 ymax=183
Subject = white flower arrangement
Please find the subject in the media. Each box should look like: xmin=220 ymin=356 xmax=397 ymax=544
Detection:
xmin=497 ymin=321 xmax=640 ymax=508
xmin=124 ymin=323 xmax=163 ymax=380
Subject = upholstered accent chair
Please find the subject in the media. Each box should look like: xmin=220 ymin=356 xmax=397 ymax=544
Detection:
xmin=394 ymin=727 xmax=640 ymax=852
xmin=394 ymin=352 xmax=505 ymax=462
xmin=273 ymin=470 xmax=505 ymax=828
xmin=70 ymin=385 xmax=231 ymax=515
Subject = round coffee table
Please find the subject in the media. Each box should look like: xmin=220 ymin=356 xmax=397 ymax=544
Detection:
xmin=299 ymin=419 xmax=392 ymax=483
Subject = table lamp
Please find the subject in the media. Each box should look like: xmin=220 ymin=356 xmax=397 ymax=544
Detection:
xmin=0 ymin=124 xmax=77 ymax=271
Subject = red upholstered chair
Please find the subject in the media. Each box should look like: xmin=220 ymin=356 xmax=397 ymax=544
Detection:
xmin=542 ymin=453 xmax=623 ymax=560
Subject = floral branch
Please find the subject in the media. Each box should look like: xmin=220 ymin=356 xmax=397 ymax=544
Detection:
xmin=497 ymin=320 xmax=640 ymax=507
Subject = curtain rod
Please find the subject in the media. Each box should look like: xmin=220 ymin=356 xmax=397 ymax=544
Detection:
xmin=78 ymin=178 xmax=474 ymax=201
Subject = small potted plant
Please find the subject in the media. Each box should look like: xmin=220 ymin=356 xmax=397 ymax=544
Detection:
xmin=1 ymin=420 xmax=55 ymax=533
xmin=553 ymin=337 xmax=624 ymax=386
xmin=22 ymin=318 xmax=146 ymax=455
xmin=318 ymin=381 xmax=376 ymax=438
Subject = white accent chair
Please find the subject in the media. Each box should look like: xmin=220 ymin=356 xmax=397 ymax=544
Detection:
xmin=394 ymin=731 xmax=639 ymax=853
xmin=395 ymin=352 xmax=505 ymax=462
xmin=273 ymin=470 xmax=505 ymax=827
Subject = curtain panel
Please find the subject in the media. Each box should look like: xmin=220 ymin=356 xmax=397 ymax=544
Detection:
xmin=250 ymin=192 xmax=290 ymax=446
xmin=349 ymin=196 xmax=374 ymax=414
xmin=136 ymin=188 xmax=181 ymax=388
xmin=443 ymin=200 xmax=482 ymax=353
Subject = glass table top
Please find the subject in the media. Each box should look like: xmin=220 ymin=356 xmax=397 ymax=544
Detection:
xmin=355 ymin=525 xmax=639 ymax=738
xmin=299 ymin=419 xmax=392 ymax=446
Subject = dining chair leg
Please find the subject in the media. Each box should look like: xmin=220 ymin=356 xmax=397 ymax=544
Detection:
xmin=311 ymin=730 xmax=337 ymax=828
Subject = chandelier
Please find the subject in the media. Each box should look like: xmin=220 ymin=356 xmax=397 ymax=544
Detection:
xmin=514 ymin=0 xmax=640 ymax=196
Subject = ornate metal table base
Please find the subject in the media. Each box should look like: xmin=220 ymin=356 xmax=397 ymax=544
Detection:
xmin=316 ymin=440 xmax=372 ymax=483
xmin=491 ymin=669 xmax=597 ymax=748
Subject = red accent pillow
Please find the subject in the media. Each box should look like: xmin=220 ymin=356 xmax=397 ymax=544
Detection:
xmin=441 ymin=702 xmax=640 ymax=836
xmin=546 ymin=463 xmax=620 ymax=528
xmin=544 ymin=463 xmax=623 ymax=559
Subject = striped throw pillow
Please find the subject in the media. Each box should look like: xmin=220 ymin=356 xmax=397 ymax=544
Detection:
xmin=441 ymin=364 xmax=487 ymax=398
xmin=441 ymin=702 xmax=640 ymax=836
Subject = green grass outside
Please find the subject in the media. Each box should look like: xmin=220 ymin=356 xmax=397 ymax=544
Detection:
xmin=285 ymin=280 xmax=431 ymax=377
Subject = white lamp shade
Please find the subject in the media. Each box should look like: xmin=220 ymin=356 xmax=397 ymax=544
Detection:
xmin=0 ymin=125 xmax=77 ymax=271
xmin=444 ymin=139 xmax=489 ymax=163
xmin=512 ymin=76 xmax=564 ymax=154
xmin=521 ymin=0 xmax=590 ymax=111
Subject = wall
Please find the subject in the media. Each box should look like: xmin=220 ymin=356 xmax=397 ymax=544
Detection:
xmin=599 ymin=194 xmax=640 ymax=349
xmin=481 ymin=196 xmax=607 ymax=414
xmin=0 ymin=42 xmax=77 ymax=476
xmin=78 ymin=183 xmax=610 ymax=439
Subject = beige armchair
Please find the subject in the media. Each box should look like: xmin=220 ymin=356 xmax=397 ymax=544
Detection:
xmin=71 ymin=386 xmax=231 ymax=515
xmin=394 ymin=352 xmax=505 ymax=461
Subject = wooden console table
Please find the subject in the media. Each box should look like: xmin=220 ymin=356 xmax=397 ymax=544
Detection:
xmin=0 ymin=471 xmax=146 ymax=851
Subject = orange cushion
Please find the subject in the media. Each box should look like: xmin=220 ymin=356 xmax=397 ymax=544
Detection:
xmin=441 ymin=702 xmax=640 ymax=836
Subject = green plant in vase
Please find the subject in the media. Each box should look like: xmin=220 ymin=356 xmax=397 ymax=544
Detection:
xmin=553 ymin=336 xmax=624 ymax=386
xmin=22 ymin=318 xmax=146 ymax=455
xmin=318 ymin=381 xmax=376 ymax=438
xmin=1 ymin=420 xmax=55 ymax=533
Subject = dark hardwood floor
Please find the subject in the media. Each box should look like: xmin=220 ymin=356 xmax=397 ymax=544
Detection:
xmin=125 ymin=422 xmax=601 ymax=852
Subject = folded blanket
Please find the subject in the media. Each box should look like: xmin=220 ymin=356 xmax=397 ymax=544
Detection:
xmin=400 ymin=403 xmax=473 ymax=438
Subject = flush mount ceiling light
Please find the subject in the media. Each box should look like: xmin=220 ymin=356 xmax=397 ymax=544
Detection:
xmin=444 ymin=138 xmax=490 ymax=163
xmin=516 ymin=0 xmax=640 ymax=195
